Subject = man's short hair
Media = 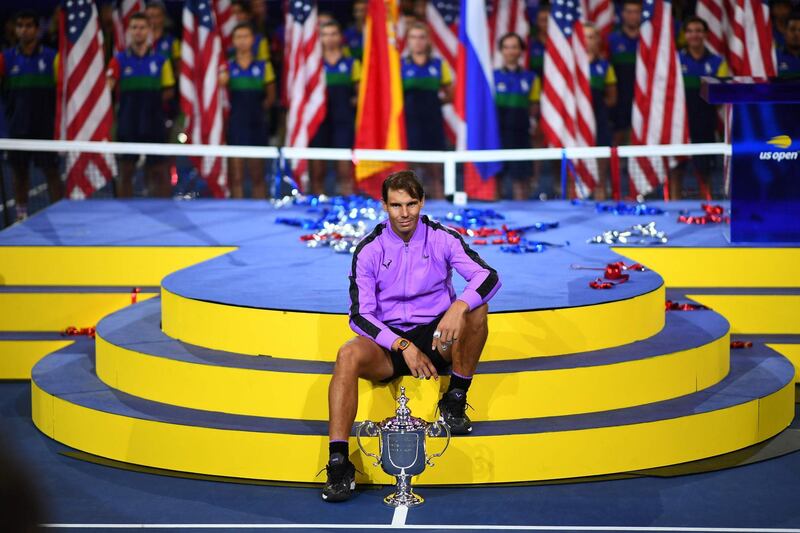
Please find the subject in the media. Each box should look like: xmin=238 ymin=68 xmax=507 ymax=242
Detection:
xmin=232 ymin=21 xmax=255 ymax=37
xmin=320 ymin=20 xmax=342 ymax=32
xmin=382 ymin=170 xmax=425 ymax=203
xmin=788 ymin=12 xmax=800 ymax=25
xmin=684 ymin=16 xmax=709 ymax=32
xmin=232 ymin=0 xmax=253 ymax=14
xmin=146 ymin=1 xmax=167 ymax=13
xmin=129 ymin=12 xmax=149 ymax=24
xmin=622 ymin=0 xmax=642 ymax=7
xmin=498 ymin=32 xmax=526 ymax=50
xmin=14 ymin=10 xmax=38 ymax=27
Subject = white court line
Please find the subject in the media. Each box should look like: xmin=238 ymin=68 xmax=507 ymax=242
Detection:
xmin=391 ymin=505 xmax=409 ymax=526
xmin=39 ymin=525 xmax=800 ymax=532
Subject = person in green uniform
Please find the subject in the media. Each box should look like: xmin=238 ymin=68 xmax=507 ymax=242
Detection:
xmin=585 ymin=22 xmax=617 ymax=200
xmin=309 ymin=21 xmax=360 ymax=196
xmin=219 ymin=23 xmax=276 ymax=199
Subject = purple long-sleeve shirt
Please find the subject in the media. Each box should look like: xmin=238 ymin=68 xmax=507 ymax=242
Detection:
xmin=348 ymin=215 xmax=501 ymax=350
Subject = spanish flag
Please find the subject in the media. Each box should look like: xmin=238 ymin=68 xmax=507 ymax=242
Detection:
xmin=354 ymin=0 xmax=406 ymax=198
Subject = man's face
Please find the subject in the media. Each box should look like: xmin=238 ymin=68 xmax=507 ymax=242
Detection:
xmin=146 ymin=6 xmax=165 ymax=32
xmin=622 ymin=3 xmax=642 ymax=30
xmin=320 ymin=25 xmax=341 ymax=51
xmin=583 ymin=25 xmax=599 ymax=56
xmin=232 ymin=27 xmax=254 ymax=53
xmin=232 ymin=5 xmax=249 ymax=24
xmin=15 ymin=17 xmax=37 ymax=46
xmin=353 ymin=1 xmax=366 ymax=25
xmin=383 ymin=188 xmax=424 ymax=239
xmin=536 ymin=10 xmax=549 ymax=36
xmin=407 ymin=28 xmax=428 ymax=54
xmin=684 ymin=22 xmax=706 ymax=49
xmin=500 ymin=37 xmax=522 ymax=66
xmin=787 ymin=20 xmax=800 ymax=49
xmin=772 ymin=3 xmax=792 ymax=25
xmin=128 ymin=18 xmax=150 ymax=47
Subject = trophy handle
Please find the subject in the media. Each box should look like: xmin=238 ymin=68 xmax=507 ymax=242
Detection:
xmin=356 ymin=420 xmax=382 ymax=467
xmin=425 ymin=420 xmax=451 ymax=467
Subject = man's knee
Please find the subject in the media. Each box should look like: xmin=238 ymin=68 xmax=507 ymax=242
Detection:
xmin=334 ymin=339 xmax=372 ymax=375
xmin=466 ymin=303 xmax=489 ymax=328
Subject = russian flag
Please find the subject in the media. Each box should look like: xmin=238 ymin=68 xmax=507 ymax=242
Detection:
xmin=455 ymin=0 xmax=502 ymax=181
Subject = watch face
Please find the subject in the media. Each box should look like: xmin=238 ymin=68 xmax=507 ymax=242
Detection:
xmin=399 ymin=340 xmax=410 ymax=350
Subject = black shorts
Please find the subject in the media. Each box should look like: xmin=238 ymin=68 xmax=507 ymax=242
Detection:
xmin=6 ymin=150 xmax=58 ymax=169
xmin=383 ymin=313 xmax=451 ymax=382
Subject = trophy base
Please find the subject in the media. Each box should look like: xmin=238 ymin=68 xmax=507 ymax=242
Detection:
xmin=383 ymin=490 xmax=424 ymax=508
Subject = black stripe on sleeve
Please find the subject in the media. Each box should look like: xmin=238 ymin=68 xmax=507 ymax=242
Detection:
xmin=348 ymin=223 xmax=385 ymax=339
xmin=422 ymin=216 xmax=500 ymax=299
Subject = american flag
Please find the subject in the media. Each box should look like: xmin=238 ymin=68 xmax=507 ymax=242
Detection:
xmin=539 ymin=0 xmax=598 ymax=198
xmin=489 ymin=0 xmax=529 ymax=68
xmin=426 ymin=0 xmax=460 ymax=143
xmin=696 ymin=0 xmax=775 ymax=77
xmin=283 ymin=0 xmax=325 ymax=177
xmin=696 ymin=0 xmax=726 ymax=57
xmin=580 ymin=0 xmax=614 ymax=39
xmin=180 ymin=0 xmax=227 ymax=197
xmin=111 ymin=0 xmax=144 ymax=53
xmin=214 ymin=0 xmax=236 ymax=52
xmin=56 ymin=0 xmax=116 ymax=199
xmin=629 ymin=0 xmax=688 ymax=198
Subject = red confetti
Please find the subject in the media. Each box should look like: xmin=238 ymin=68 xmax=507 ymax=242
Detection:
xmin=730 ymin=340 xmax=753 ymax=349
xmin=62 ymin=326 xmax=96 ymax=339
xmin=665 ymin=300 xmax=709 ymax=311
xmin=678 ymin=204 xmax=730 ymax=225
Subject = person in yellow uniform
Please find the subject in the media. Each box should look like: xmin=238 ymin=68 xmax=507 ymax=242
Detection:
xmin=219 ymin=23 xmax=276 ymax=199
xmin=230 ymin=0 xmax=271 ymax=62
xmin=309 ymin=21 xmax=360 ymax=196
xmin=585 ymin=22 xmax=617 ymax=200
xmin=402 ymin=22 xmax=453 ymax=199
xmin=494 ymin=33 xmax=541 ymax=200
xmin=107 ymin=12 xmax=175 ymax=197
xmin=677 ymin=16 xmax=729 ymax=200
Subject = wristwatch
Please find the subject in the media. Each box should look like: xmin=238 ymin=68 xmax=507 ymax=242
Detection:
xmin=396 ymin=338 xmax=410 ymax=352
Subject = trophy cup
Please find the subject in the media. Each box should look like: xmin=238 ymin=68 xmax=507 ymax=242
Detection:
xmin=356 ymin=386 xmax=450 ymax=507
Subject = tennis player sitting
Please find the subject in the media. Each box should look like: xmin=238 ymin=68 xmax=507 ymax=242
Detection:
xmin=322 ymin=170 xmax=501 ymax=502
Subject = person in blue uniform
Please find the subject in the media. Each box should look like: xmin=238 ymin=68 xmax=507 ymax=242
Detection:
xmin=777 ymin=13 xmax=800 ymax=79
xmin=107 ymin=13 xmax=175 ymax=198
xmin=309 ymin=21 xmax=360 ymax=196
xmin=219 ymin=22 xmax=276 ymax=199
xmin=527 ymin=5 xmax=549 ymax=196
xmin=607 ymin=0 xmax=641 ymax=147
xmin=402 ymin=21 xmax=453 ymax=199
xmin=585 ymin=23 xmax=617 ymax=201
xmin=343 ymin=0 xmax=366 ymax=60
xmin=0 ymin=10 xmax=61 ymax=221
xmin=494 ymin=33 xmax=540 ymax=200
xmin=230 ymin=0 xmax=271 ymax=62
xmin=528 ymin=5 xmax=548 ymax=78
xmin=678 ymin=16 xmax=729 ymax=201
xmin=146 ymin=1 xmax=180 ymax=63
xmin=771 ymin=0 xmax=792 ymax=50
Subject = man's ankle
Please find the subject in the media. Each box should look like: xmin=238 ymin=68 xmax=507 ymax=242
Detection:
xmin=447 ymin=371 xmax=473 ymax=394
xmin=329 ymin=440 xmax=349 ymax=461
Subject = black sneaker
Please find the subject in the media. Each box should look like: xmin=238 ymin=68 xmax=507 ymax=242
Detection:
xmin=438 ymin=388 xmax=472 ymax=435
xmin=321 ymin=452 xmax=356 ymax=502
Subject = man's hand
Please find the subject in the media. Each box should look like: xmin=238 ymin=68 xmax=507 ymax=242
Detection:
xmin=393 ymin=339 xmax=438 ymax=380
xmin=433 ymin=300 xmax=469 ymax=353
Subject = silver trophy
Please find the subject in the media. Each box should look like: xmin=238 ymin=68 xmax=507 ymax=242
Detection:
xmin=356 ymin=386 xmax=450 ymax=507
